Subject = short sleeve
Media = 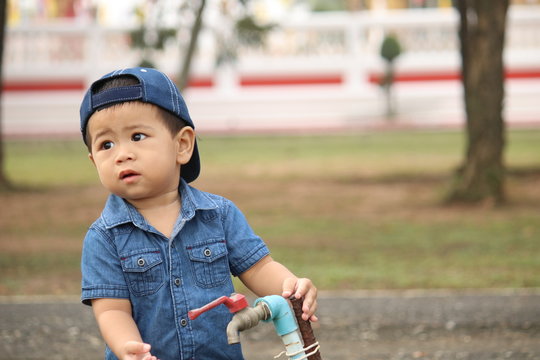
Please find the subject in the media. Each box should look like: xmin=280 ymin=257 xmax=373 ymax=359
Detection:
xmin=81 ymin=226 xmax=130 ymax=305
xmin=221 ymin=199 xmax=270 ymax=277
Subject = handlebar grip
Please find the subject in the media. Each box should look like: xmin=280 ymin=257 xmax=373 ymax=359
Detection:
xmin=289 ymin=296 xmax=322 ymax=360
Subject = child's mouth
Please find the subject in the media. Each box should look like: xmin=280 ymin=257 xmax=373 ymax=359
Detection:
xmin=119 ymin=170 xmax=140 ymax=181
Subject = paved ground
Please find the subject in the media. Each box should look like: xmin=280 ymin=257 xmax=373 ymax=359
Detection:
xmin=1 ymin=289 xmax=539 ymax=360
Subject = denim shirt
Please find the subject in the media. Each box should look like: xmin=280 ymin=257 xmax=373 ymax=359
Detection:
xmin=81 ymin=180 xmax=270 ymax=360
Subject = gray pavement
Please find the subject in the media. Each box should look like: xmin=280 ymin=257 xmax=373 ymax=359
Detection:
xmin=1 ymin=289 xmax=540 ymax=360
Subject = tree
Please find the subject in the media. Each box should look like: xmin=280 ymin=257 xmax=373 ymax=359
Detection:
xmin=129 ymin=0 xmax=205 ymax=90
xmin=177 ymin=0 xmax=273 ymax=91
xmin=177 ymin=0 xmax=206 ymax=91
xmin=130 ymin=0 xmax=269 ymax=92
xmin=0 ymin=0 xmax=11 ymax=190
xmin=447 ymin=0 xmax=509 ymax=205
xmin=379 ymin=33 xmax=402 ymax=119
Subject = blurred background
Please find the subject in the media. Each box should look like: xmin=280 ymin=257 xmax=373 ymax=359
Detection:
xmin=1 ymin=1 xmax=540 ymax=359
xmin=3 ymin=0 xmax=540 ymax=136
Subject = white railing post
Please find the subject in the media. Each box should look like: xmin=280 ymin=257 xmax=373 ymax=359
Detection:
xmin=344 ymin=12 xmax=368 ymax=91
xmin=84 ymin=20 xmax=103 ymax=88
xmin=215 ymin=62 xmax=239 ymax=96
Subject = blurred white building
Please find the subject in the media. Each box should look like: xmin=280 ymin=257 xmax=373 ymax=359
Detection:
xmin=4 ymin=0 xmax=540 ymax=136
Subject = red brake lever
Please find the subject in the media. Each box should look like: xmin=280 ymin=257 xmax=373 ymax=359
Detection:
xmin=188 ymin=293 xmax=249 ymax=320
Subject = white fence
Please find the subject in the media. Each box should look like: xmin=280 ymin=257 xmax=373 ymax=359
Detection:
xmin=4 ymin=6 xmax=540 ymax=136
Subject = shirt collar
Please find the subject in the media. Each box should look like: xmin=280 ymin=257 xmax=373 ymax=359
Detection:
xmin=178 ymin=179 xmax=219 ymax=221
xmin=100 ymin=179 xmax=219 ymax=230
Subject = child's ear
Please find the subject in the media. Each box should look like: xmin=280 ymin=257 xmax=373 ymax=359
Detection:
xmin=176 ymin=127 xmax=195 ymax=165
xmin=88 ymin=153 xmax=96 ymax=167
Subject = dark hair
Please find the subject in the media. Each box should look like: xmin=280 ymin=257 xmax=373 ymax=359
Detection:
xmin=85 ymin=75 xmax=187 ymax=150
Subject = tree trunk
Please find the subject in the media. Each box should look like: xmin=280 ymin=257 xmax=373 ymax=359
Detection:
xmin=176 ymin=0 xmax=206 ymax=91
xmin=0 ymin=0 xmax=12 ymax=191
xmin=383 ymin=61 xmax=395 ymax=120
xmin=447 ymin=0 xmax=509 ymax=205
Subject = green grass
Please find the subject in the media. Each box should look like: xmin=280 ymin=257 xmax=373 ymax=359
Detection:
xmin=199 ymin=131 xmax=465 ymax=178
xmin=2 ymin=129 xmax=540 ymax=294
xmin=261 ymin=216 xmax=539 ymax=289
xmin=5 ymin=130 xmax=538 ymax=186
xmin=5 ymin=140 xmax=97 ymax=187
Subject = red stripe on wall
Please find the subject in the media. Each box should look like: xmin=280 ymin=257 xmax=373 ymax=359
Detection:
xmin=3 ymin=80 xmax=86 ymax=92
xmin=186 ymin=77 xmax=214 ymax=88
xmin=368 ymin=72 xmax=460 ymax=84
xmin=3 ymin=69 xmax=540 ymax=92
xmin=368 ymin=68 xmax=540 ymax=84
xmin=240 ymin=74 xmax=343 ymax=86
xmin=2 ymin=77 xmax=214 ymax=92
xmin=506 ymin=69 xmax=540 ymax=79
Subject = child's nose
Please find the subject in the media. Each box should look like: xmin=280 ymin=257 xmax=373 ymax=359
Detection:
xmin=115 ymin=144 xmax=136 ymax=163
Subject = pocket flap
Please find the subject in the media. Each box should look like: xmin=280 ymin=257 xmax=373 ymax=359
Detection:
xmin=121 ymin=249 xmax=163 ymax=273
xmin=187 ymin=240 xmax=227 ymax=263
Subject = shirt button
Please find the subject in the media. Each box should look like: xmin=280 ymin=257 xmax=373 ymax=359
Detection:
xmin=180 ymin=318 xmax=188 ymax=327
xmin=203 ymin=248 xmax=212 ymax=257
xmin=174 ymin=278 xmax=181 ymax=286
xmin=137 ymin=258 xmax=145 ymax=267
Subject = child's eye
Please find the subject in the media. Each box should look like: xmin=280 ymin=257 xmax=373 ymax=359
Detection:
xmin=101 ymin=141 xmax=114 ymax=150
xmin=132 ymin=133 xmax=147 ymax=142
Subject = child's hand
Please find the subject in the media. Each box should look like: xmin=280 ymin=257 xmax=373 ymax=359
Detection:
xmin=282 ymin=277 xmax=318 ymax=322
xmin=123 ymin=341 xmax=158 ymax=360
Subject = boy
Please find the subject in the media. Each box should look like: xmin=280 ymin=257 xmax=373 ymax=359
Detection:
xmin=79 ymin=67 xmax=318 ymax=360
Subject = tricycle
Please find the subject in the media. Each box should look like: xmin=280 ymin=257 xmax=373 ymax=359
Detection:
xmin=189 ymin=294 xmax=323 ymax=360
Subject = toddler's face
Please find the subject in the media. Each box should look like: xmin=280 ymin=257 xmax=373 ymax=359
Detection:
xmin=87 ymin=102 xmax=183 ymax=202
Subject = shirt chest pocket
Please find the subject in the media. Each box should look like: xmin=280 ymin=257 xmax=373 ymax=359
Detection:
xmin=120 ymin=249 xmax=165 ymax=296
xmin=186 ymin=239 xmax=229 ymax=288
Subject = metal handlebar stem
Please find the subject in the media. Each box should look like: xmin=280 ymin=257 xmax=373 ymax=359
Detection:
xmin=188 ymin=293 xmax=322 ymax=360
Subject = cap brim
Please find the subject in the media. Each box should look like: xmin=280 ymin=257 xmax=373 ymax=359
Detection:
xmin=180 ymin=139 xmax=200 ymax=183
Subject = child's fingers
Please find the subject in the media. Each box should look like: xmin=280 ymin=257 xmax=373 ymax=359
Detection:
xmin=124 ymin=341 xmax=152 ymax=358
xmin=302 ymin=296 xmax=318 ymax=321
xmin=281 ymin=277 xmax=298 ymax=298
xmin=293 ymin=278 xmax=315 ymax=300
xmin=282 ymin=277 xmax=319 ymax=321
xmin=288 ymin=278 xmax=318 ymax=321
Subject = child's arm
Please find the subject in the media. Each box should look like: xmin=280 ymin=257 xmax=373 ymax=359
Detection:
xmin=92 ymin=298 xmax=158 ymax=360
xmin=239 ymin=255 xmax=318 ymax=321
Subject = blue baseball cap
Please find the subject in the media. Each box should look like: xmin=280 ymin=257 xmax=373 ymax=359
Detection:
xmin=80 ymin=67 xmax=200 ymax=183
